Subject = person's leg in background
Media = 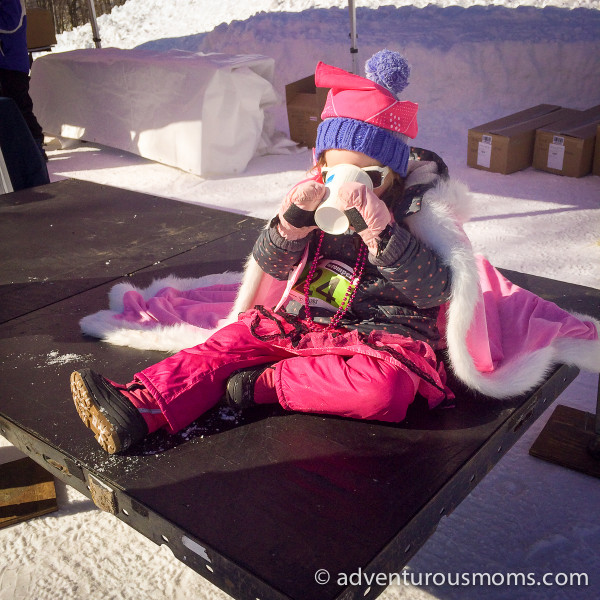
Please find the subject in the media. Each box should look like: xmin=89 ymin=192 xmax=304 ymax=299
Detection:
xmin=0 ymin=68 xmax=46 ymax=159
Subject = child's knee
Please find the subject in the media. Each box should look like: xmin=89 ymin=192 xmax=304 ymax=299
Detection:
xmin=362 ymin=366 xmax=416 ymax=422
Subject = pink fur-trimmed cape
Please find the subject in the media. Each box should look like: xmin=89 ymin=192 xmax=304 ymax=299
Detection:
xmin=80 ymin=179 xmax=600 ymax=399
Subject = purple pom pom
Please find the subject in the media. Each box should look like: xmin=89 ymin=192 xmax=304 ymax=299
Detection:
xmin=365 ymin=49 xmax=411 ymax=96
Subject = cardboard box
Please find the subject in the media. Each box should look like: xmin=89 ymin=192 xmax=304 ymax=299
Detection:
xmin=26 ymin=8 xmax=57 ymax=51
xmin=285 ymin=75 xmax=329 ymax=148
xmin=590 ymin=124 xmax=600 ymax=177
xmin=533 ymin=105 xmax=600 ymax=178
xmin=466 ymin=104 xmax=579 ymax=175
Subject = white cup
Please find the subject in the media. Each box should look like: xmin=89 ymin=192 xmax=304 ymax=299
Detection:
xmin=314 ymin=164 xmax=374 ymax=235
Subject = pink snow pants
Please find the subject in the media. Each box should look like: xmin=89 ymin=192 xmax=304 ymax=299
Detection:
xmin=134 ymin=308 xmax=450 ymax=434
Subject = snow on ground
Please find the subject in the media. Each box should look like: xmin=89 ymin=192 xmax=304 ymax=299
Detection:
xmin=1 ymin=0 xmax=600 ymax=599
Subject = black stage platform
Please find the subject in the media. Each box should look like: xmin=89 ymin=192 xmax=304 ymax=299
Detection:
xmin=1 ymin=179 xmax=598 ymax=600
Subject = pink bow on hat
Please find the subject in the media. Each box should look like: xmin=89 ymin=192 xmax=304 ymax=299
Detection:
xmin=315 ymin=61 xmax=419 ymax=139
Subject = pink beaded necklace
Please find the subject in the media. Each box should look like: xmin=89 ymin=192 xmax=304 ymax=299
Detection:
xmin=303 ymin=231 xmax=368 ymax=331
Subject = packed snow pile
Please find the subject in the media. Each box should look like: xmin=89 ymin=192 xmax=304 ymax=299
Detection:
xmin=187 ymin=4 xmax=600 ymax=137
xmin=54 ymin=0 xmax=600 ymax=53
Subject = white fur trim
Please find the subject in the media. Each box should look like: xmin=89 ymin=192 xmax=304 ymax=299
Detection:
xmin=80 ymin=273 xmax=243 ymax=352
xmin=102 ymin=321 xmax=230 ymax=353
xmin=407 ymin=179 xmax=599 ymax=397
xmin=553 ymin=314 xmax=600 ymax=372
xmin=108 ymin=272 xmax=243 ymax=312
xmin=227 ymin=219 xmax=275 ymax=320
xmin=227 ymin=255 xmax=265 ymax=320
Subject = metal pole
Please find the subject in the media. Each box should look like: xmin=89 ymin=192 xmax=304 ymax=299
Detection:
xmin=348 ymin=0 xmax=358 ymax=74
xmin=87 ymin=0 xmax=102 ymax=48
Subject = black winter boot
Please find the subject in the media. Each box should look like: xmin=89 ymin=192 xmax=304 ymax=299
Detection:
xmin=224 ymin=364 xmax=275 ymax=410
xmin=70 ymin=369 xmax=149 ymax=454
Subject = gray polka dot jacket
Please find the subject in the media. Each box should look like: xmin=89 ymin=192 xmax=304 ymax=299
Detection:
xmin=253 ymin=149 xmax=452 ymax=349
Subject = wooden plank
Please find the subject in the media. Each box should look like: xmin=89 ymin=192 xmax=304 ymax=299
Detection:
xmin=529 ymin=404 xmax=600 ymax=478
xmin=0 ymin=457 xmax=58 ymax=529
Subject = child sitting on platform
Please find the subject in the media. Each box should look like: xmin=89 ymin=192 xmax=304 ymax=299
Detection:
xmin=70 ymin=50 xmax=599 ymax=454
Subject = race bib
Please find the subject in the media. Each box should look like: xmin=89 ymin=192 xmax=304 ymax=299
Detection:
xmin=288 ymin=258 xmax=355 ymax=312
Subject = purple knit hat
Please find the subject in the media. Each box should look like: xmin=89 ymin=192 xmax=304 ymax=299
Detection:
xmin=315 ymin=49 xmax=417 ymax=176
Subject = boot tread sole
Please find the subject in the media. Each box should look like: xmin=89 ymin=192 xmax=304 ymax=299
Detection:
xmin=71 ymin=371 xmax=121 ymax=454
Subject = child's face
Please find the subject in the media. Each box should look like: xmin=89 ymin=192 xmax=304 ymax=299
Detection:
xmin=323 ymin=149 xmax=395 ymax=197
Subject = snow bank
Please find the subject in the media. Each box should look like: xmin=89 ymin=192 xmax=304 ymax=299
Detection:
xmin=54 ymin=0 xmax=600 ymax=53
xmin=156 ymin=5 xmax=600 ymax=140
